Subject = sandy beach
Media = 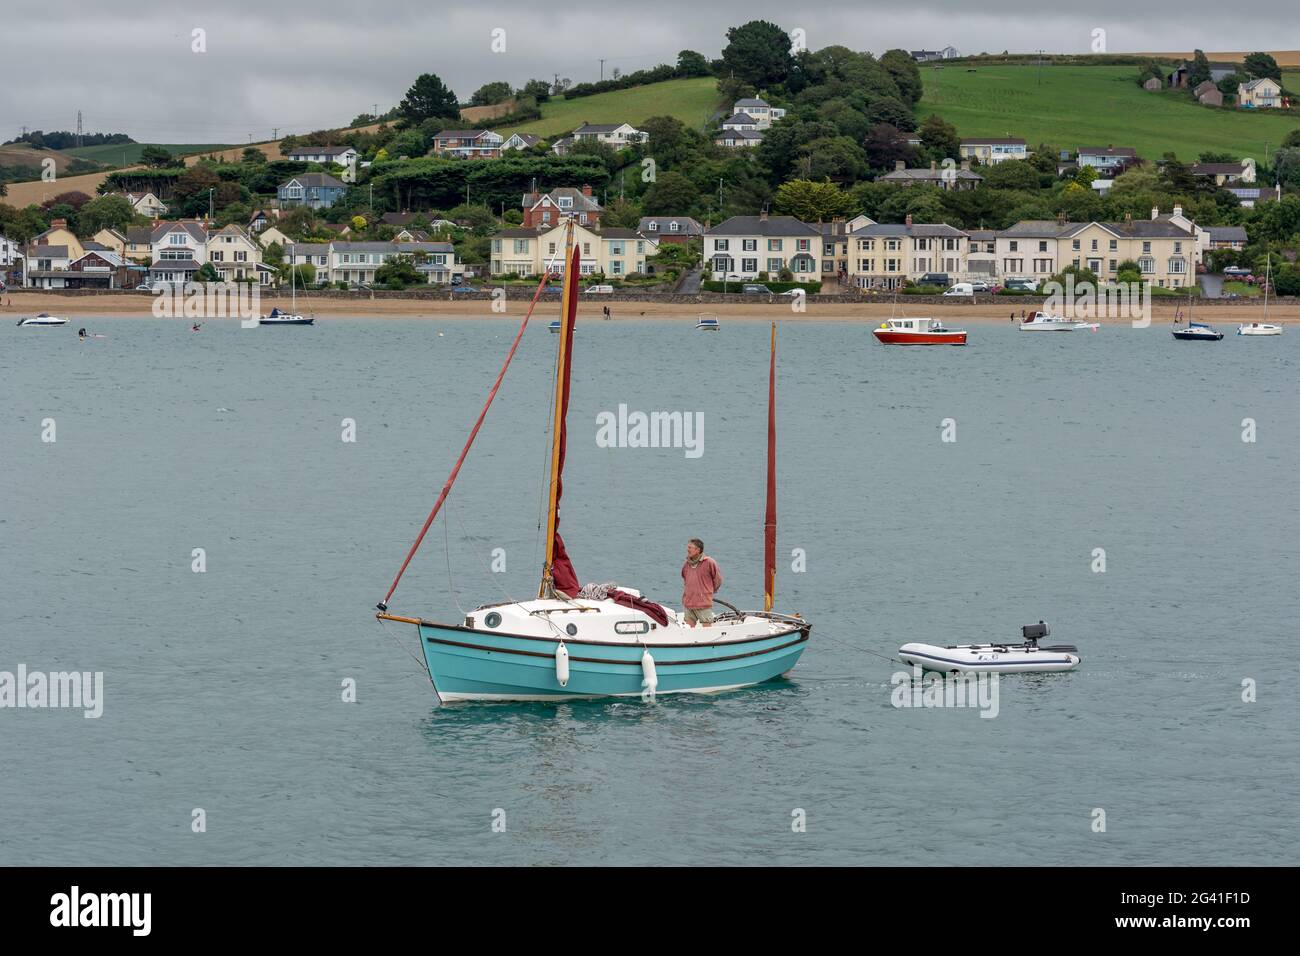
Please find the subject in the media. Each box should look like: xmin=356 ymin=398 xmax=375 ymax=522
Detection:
xmin=3 ymin=291 xmax=1293 ymax=324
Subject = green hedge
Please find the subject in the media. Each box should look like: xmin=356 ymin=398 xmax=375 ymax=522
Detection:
xmin=702 ymin=279 xmax=821 ymax=294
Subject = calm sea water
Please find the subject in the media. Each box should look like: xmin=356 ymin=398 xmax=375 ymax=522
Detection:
xmin=2 ymin=315 xmax=1297 ymax=866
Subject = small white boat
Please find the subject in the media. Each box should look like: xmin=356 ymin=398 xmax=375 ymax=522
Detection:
xmin=17 ymin=313 xmax=69 ymax=327
xmin=1238 ymin=255 xmax=1281 ymax=336
xmin=696 ymin=313 xmax=720 ymax=331
xmin=548 ymin=319 xmax=562 ymax=333
xmin=1019 ymin=311 xmax=1097 ymax=331
xmin=899 ymin=622 xmax=1080 ymax=674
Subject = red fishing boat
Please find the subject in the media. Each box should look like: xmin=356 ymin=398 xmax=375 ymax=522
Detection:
xmin=873 ymin=317 xmax=967 ymax=345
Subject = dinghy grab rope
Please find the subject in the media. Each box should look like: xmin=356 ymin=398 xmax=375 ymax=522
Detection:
xmin=377 ymin=269 xmax=554 ymax=612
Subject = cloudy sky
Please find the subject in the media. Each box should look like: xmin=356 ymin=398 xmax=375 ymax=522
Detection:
xmin=1 ymin=2 xmax=1291 ymax=143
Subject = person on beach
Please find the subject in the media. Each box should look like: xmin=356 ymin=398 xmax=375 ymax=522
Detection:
xmin=681 ymin=538 xmax=722 ymax=627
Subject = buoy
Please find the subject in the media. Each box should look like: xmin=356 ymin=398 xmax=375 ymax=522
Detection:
xmin=555 ymin=642 xmax=570 ymax=687
xmin=641 ymin=648 xmax=657 ymax=698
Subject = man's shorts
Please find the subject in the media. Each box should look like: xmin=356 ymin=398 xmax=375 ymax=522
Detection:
xmin=684 ymin=606 xmax=715 ymax=625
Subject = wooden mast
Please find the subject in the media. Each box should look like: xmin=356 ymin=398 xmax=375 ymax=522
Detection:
xmin=540 ymin=219 xmax=577 ymax=598
xmin=763 ymin=322 xmax=777 ymax=612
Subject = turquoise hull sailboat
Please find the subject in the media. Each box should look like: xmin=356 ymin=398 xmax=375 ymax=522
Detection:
xmin=376 ymin=220 xmax=810 ymax=703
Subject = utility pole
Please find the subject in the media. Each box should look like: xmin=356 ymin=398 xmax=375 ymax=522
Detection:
xmin=76 ymin=110 xmax=83 ymax=148
xmin=599 ymin=59 xmax=606 ymax=81
xmin=272 ymin=128 xmax=279 ymax=140
xmin=373 ymin=104 xmax=379 ymax=121
xmin=1037 ymin=50 xmax=1044 ymax=86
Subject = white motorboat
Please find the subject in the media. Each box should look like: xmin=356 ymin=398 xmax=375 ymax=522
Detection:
xmin=1018 ymin=310 xmax=1098 ymax=331
xmin=696 ymin=313 xmax=720 ymax=331
xmin=1238 ymin=255 xmax=1282 ymax=336
xmin=17 ymin=313 xmax=69 ymax=327
xmin=899 ymin=621 xmax=1080 ymax=674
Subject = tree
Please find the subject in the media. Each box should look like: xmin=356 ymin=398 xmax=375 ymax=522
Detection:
xmin=520 ymin=79 xmax=551 ymax=103
xmin=640 ymin=115 xmax=690 ymax=166
xmin=866 ymin=96 xmax=915 ymax=131
xmin=795 ymin=136 xmax=868 ymax=182
xmin=242 ymin=147 xmax=267 ymax=164
xmin=773 ymin=179 xmax=852 ymax=221
xmin=351 ymin=215 xmax=368 ymax=232
xmin=469 ymin=81 xmax=513 ymax=107
xmin=676 ymin=50 xmax=711 ymax=77
xmin=862 ymin=123 xmax=915 ymax=170
xmin=1187 ymin=50 xmax=1211 ymax=89
xmin=1218 ymin=73 xmax=1243 ymax=96
xmin=720 ymin=20 xmax=794 ymax=88
xmin=602 ymin=197 xmax=643 ymax=229
xmin=1283 ymin=129 xmax=1300 ymax=149
xmin=1115 ymin=259 xmax=1142 ymax=285
xmin=919 ymin=115 xmax=960 ymax=161
xmin=43 ymin=191 xmax=93 ymax=210
xmin=879 ymin=49 xmax=923 ymax=105
xmin=76 ymin=194 xmax=135 ymax=235
xmin=1242 ymin=52 xmax=1281 ymax=82
xmin=642 ymin=171 xmax=698 ymax=216
xmin=194 ymin=263 xmax=220 ymax=283
xmin=374 ymin=255 xmax=421 ymax=288
xmin=1136 ymin=60 xmax=1165 ymax=86
xmin=398 ymin=73 xmax=460 ymax=126
xmin=140 ymin=146 xmax=174 ymax=167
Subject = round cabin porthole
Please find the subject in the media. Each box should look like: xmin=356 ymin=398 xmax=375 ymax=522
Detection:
xmin=566 ymin=623 xmax=578 ymax=636
xmin=485 ymin=612 xmax=502 ymax=628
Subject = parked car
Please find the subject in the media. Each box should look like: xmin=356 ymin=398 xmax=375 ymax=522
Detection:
xmin=917 ymin=272 xmax=950 ymax=287
xmin=969 ymin=280 xmax=991 ymax=293
xmin=942 ymin=282 xmax=974 ymax=296
xmin=450 ymin=285 xmax=478 ymax=293
xmin=583 ymin=284 xmax=614 ymax=294
xmin=741 ymin=283 xmax=773 ymax=294
xmin=1222 ymin=266 xmax=1251 ymax=278
xmin=1003 ymin=277 xmax=1040 ymax=292
xmin=779 ymin=288 xmax=805 ymax=296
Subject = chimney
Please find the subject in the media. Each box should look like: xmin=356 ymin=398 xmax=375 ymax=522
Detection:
xmin=1151 ymin=206 xmax=1159 ymax=220
xmin=930 ymin=160 xmax=937 ymax=172
xmin=960 ymin=160 xmax=970 ymax=171
xmin=1056 ymin=211 xmax=1065 ymax=226
xmin=1173 ymin=204 xmax=1183 ymax=218
xmin=760 ymin=206 xmax=769 ymax=222
xmin=1125 ymin=211 xmax=1133 ymax=224
xmin=905 ymin=213 xmax=913 ymax=226
xmin=581 ymin=184 xmax=592 ymax=197
xmin=895 ymin=160 xmax=905 ymax=172
xmin=52 ymin=218 xmax=68 ymax=229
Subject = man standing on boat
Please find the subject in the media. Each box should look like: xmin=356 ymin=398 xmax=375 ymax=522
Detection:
xmin=682 ymin=538 xmax=723 ymax=627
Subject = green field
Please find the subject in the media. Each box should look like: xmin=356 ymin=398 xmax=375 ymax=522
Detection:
xmin=498 ymin=77 xmax=723 ymax=138
xmin=62 ymin=142 xmax=232 ymax=165
xmin=919 ymin=64 xmax=1300 ymax=162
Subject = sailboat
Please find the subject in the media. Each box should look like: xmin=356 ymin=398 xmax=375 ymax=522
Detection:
xmin=261 ymin=245 xmax=315 ymax=325
xmin=1238 ymin=255 xmax=1282 ymax=336
xmin=375 ymin=219 xmax=810 ymax=702
xmin=1171 ymin=296 xmax=1223 ymax=341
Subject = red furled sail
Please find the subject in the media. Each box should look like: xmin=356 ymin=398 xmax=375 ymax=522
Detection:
xmin=763 ymin=323 xmax=777 ymax=612
xmin=543 ymin=234 xmax=582 ymax=597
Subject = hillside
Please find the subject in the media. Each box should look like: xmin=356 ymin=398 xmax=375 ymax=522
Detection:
xmin=918 ymin=64 xmax=1300 ymax=162
xmin=63 ymin=142 xmax=233 ymax=165
xmin=0 ymin=142 xmax=80 ymax=173
xmin=1132 ymin=50 xmax=1300 ymax=67
xmin=498 ymin=77 xmax=723 ymax=138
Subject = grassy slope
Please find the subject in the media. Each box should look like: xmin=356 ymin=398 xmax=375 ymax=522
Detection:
xmin=919 ymin=65 xmax=1300 ymax=161
xmin=497 ymin=77 xmax=723 ymax=138
xmin=63 ymin=142 xmax=233 ymax=164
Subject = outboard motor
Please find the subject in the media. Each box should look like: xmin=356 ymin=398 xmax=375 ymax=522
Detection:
xmin=1021 ymin=621 xmax=1049 ymax=645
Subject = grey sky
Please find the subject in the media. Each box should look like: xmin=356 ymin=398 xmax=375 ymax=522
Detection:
xmin=1 ymin=2 xmax=1291 ymax=143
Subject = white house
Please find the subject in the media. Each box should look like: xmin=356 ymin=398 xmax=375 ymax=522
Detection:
xmin=502 ymin=133 xmax=542 ymax=151
xmin=731 ymin=98 xmax=785 ymax=129
xmin=21 ymin=244 xmax=72 ymax=287
xmin=959 ymin=137 xmax=1028 ymax=165
xmin=1077 ymin=146 xmax=1138 ymax=172
xmin=705 ymin=213 xmax=820 ymax=280
xmin=571 ymin=123 xmax=648 ymax=148
xmin=285 ymin=145 xmax=359 ymax=166
xmin=329 ymin=241 xmax=463 ymax=287
xmin=149 ymin=220 xmax=210 ymax=284
xmin=0 ymin=234 xmax=22 ymax=268
xmin=714 ymin=129 xmax=763 ymax=148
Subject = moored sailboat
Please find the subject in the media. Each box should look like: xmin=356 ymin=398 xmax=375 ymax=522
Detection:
xmin=1238 ymin=255 xmax=1282 ymax=336
xmin=260 ymin=245 xmax=315 ymax=325
xmin=375 ymin=219 xmax=810 ymax=702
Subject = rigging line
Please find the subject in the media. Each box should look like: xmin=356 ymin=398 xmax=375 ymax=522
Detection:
xmin=443 ymin=510 xmax=465 ymax=617
xmin=377 ymin=271 xmax=551 ymax=610
xmin=377 ymin=616 xmax=432 ymax=678
xmin=449 ymin=493 xmax=518 ymax=606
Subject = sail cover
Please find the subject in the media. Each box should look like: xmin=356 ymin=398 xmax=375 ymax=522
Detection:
xmin=549 ymin=241 xmax=582 ymax=597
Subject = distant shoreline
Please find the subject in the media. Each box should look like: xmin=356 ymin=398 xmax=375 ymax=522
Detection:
xmin=1 ymin=291 xmax=1290 ymax=324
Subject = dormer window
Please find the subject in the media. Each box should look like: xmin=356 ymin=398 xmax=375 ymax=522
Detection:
xmin=648 ymin=221 xmax=658 ymax=231
xmin=169 ymin=234 xmax=186 ymax=245
xmin=558 ymin=197 xmax=573 ymax=209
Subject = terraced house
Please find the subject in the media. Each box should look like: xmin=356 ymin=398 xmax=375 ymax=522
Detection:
xmin=847 ymin=218 xmax=968 ymax=290
xmin=705 ymin=213 xmax=820 ymax=281
xmin=489 ymin=222 xmax=655 ymax=278
xmin=997 ymin=215 xmax=1198 ymax=287
xmin=206 ymin=225 xmax=274 ymax=284
xmin=329 ymin=241 xmax=464 ymax=286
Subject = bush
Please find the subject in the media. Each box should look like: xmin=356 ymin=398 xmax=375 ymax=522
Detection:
xmin=701 ymin=279 xmax=821 ymax=294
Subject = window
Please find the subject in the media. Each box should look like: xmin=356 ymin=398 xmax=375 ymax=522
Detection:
xmin=669 ymin=222 xmax=679 ymax=232
xmin=1139 ymin=257 xmax=1154 ymax=273
xmin=1072 ymin=239 xmax=1081 ymax=251
xmin=582 ymin=243 xmax=590 ymax=255
xmin=513 ymin=240 xmax=529 ymax=254
xmin=1108 ymin=259 xmax=1117 ymax=272
xmin=916 ymin=238 xmax=929 ymax=250
xmin=1090 ymin=239 xmax=1098 ymax=251
xmin=579 ymin=213 xmax=588 ymax=225
xmin=1033 ymin=259 xmax=1052 ymax=274
xmin=610 ymin=260 xmax=623 ymax=275
xmin=609 ymin=242 xmax=624 ymax=255
xmin=170 ymin=234 xmax=187 ymax=245
xmin=824 ymin=243 xmax=835 ymax=255
xmin=1142 ymin=241 xmax=1151 ymax=254
xmin=542 ymin=211 xmax=551 ymax=223
xmin=636 ymin=241 xmax=644 ymax=253
xmin=884 ymin=258 xmax=901 ymax=272
xmin=1109 ymin=240 xmax=1118 ymax=251
xmin=797 ymin=239 xmax=810 ymax=251
xmin=1038 ymin=241 xmax=1048 ymax=252
xmin=1009 ymin=241 xmax=1019 ymax=252
xmin=767 ymin=239 xmax=783 ymax=251
xmin=767 ymin=257 xmax=782 ymax=272
xmin=647 ymin=221 xmax=658 ymax=231
xmin=548 ymin=243 xmax=556 ymax=254
xmin=558 ymin=197 xmax=573 ymax=209
xmin=492 ymin=240 xmax=502 ymax=252
xmin=1174 ymin=241 xmax=1182 ymax=253
xmin=742 ymin=258 xmax=757 ymax=272
xmin=715 ymin=239 xmax=730 ymax=251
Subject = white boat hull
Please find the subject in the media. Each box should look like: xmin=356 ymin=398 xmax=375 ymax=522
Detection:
xmin=18 ymin=317 xmax=69 ymax=327
xmin=899 ymin=641 xmax=1080 ymax=674
xmin=1238 ymin=324 xmax=1281 ymax=336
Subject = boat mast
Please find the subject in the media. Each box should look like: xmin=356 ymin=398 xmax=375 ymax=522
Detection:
xmin=764 ymin=322 xmax=777 ymax=612
xmin=540 ymin=219 xmax=578 ymax=598
xmin=1263 ymin=253 xmax=1271 ymax=323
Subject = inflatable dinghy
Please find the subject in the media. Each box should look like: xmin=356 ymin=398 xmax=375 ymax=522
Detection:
xmin=899 ymin=621 xmax=1080 ymax=674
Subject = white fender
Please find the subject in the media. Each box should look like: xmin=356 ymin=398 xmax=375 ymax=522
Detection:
xmin=641 ymin=648 xmax=658 ymax=696
xmin=555 ymin=642 xmax=570 ymax=687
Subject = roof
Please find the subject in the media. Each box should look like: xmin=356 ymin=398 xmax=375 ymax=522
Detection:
xmin=880 ymin=167 xmax=983 ymax=182
xmin=434 ymin=129 xmax=497 ymax=140
xmin=1193 ymin=80 xmax=1219 ymax=95
xmin=961 ymin=137 xmax=1025 ymax=146
xmin=494 ymin=228 xmax=541 ymax=239
xmin=724 ymin=112 xmax=758 ymax=125
xmin=25 ymin=244 xmax=69 ymax=258
xmin=150 ymin=220 xmax=209 ymax=243
xmin=638 ymin=217 xmax=702 ymax=234
xmin=851 ymin=222 xmax=966 ymax=238
xmin=507 ymin=133 xmax=541 ymax=146
xmin=74 ymin=250 xmax=124 ymax=267
xmin=126 ymin=227 xmax=153 ymax=243
xmin=595 ymin=228 xmax=643 ymax=239
xmin=330 ymin=241 xmax=454 ymax=253
xmin=965 ymin=230 xmax=998 ymax=240
xmin=574 ymin=123 xmax=636 ymax=134
xmin=733 ymin=98 xmax=770 ymax=107
xmin=523 ymin=186 xmax=603 ymax=213
xmin=707 ymin=216 xmax=820 ymax=237
xmin=1190 ymin=162 xmax=1247 ymax=175
xmin=1241 ymin=77 xmax=1280 ymax=91
xmin=149 ymin=259 xmax=202 ymax=271
xmin=282 ymin=172 xmax=346 ymax=189
xmin=286 ymin=145 xmax=355 ymax=156
xmin=1208 ymin=225 xmax=1248 ymax=241
xmin=1078 ymin=146 xmax=1137 ymax=157
xmin=714 ymin=129 xmax=764 ymax=142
